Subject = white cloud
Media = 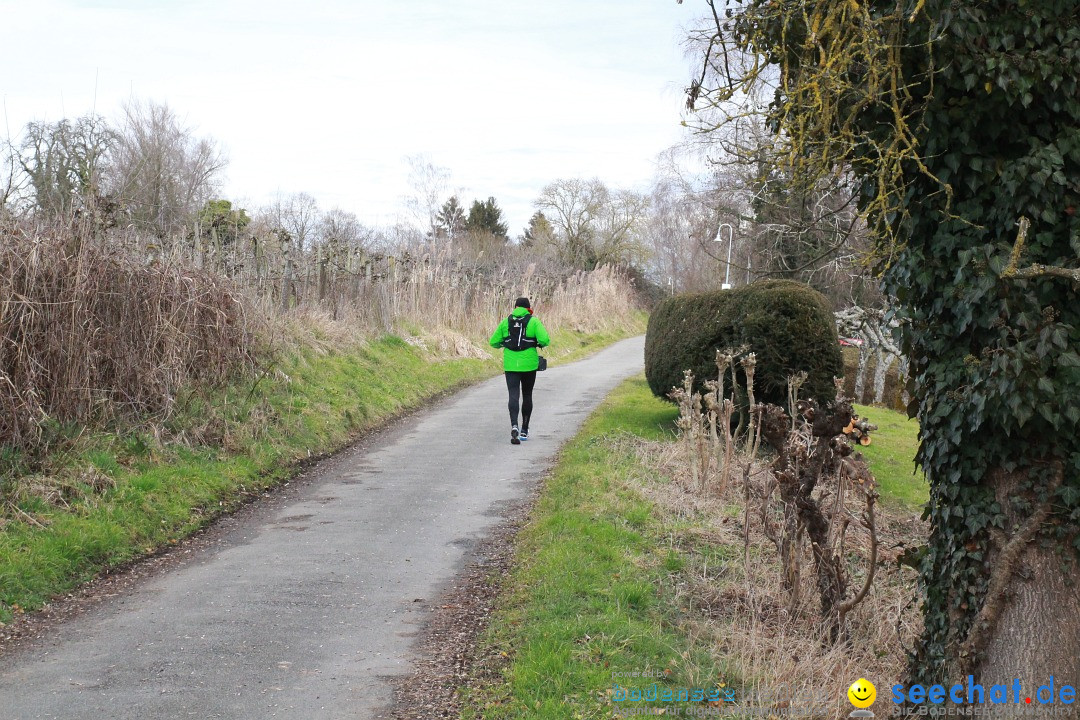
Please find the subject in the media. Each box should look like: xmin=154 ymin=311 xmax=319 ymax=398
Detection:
xmin=0 ymin=0 xmax=697 ymax=233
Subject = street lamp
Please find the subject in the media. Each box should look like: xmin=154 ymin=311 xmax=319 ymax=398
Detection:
xmin=715 ymin=223 xmax=734 ymax=290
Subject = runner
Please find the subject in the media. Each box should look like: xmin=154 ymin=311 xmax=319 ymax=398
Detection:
xmin=489 ymin=297 xmax=550 ymax=445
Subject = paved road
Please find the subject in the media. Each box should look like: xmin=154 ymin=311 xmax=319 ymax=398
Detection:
xmin=0 ymin=336 xmax=645 ymax=720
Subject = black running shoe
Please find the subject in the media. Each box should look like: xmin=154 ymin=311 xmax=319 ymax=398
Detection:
xmin=511 ymin=427 xmax=521 ymax=445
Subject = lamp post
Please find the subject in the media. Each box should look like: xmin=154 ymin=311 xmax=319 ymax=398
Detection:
xmin=715 ymin=223 xmax=734 ymax=289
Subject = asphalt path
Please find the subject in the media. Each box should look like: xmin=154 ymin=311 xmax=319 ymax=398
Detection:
xmin=0 ymin=335 xmax=645 ymax=720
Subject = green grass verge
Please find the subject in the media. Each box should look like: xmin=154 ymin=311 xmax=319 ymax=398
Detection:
xmin=853 ymin=403 xmax=927 ymax=510
xmin=461 ymin=378 xmax=927 ymax=719
xmin=0 ymin=320 xmax=644 ymax=624
xmin=461 ymin=377 xmax=727 ymax=719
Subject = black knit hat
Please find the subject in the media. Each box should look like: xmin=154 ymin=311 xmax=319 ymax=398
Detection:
xmin=514 ymin=296 xmax=531 ymax=309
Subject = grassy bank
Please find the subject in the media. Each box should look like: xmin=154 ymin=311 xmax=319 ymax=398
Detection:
xmin=461 ymin=378 xmax=715 ymax=719
xmin=0 ymin=319 xmax=644 ymax=626
xmin=462 ymin=376 xmax=926 ymax=719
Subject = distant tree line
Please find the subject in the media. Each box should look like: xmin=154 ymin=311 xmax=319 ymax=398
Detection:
xmin=0 ymin=96 xmax=883 ymax=312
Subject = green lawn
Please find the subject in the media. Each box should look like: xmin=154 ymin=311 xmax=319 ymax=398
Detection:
xmin=853 ymin=403 xmax=927 ymax=509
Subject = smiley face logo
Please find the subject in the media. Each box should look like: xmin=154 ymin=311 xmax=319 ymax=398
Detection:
xmin=848 ymin=678 xmax=876 ymax=709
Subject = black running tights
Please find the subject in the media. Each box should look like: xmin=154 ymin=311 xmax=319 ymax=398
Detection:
xmin=505 ymin=370 xmax=537 ymax=430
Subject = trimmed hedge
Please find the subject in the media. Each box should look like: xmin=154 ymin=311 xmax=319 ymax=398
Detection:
xmin=644 ymin=280 xmax=843 ymax=408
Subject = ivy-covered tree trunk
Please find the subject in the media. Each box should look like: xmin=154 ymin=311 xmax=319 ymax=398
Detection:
xmin=692 ymin=0 xmax=1079 ymax=687
xmin=976 ymin=468 xmax=1080 ymax=687
xmin=885 ymin=1 xmax=1080 ymax=688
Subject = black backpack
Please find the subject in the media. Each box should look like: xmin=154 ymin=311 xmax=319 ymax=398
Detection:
xmin=503 ymin=313 xmax=537 ymax=351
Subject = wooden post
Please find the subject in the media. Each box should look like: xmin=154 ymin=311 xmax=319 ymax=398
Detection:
xmin=280 ymin=232 xmax=292 ymax=313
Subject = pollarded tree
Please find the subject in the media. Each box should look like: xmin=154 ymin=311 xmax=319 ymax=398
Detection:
xmin=192 ymin=198 xmax=251 ymax=273
xmin=196 ymin=199 xmax=250 ymax=249
xmin=686 ymin=0 xmax=1080 ymax=690
xmin=18 ymin=115 xmax=115 ymax=217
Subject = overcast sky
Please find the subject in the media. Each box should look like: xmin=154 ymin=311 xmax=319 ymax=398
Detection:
xmin=1 ymin=0 xmax=698 ymax=234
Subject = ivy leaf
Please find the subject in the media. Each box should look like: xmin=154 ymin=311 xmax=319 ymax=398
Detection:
xmin=897 ymin=544 xmax=928 ymax=570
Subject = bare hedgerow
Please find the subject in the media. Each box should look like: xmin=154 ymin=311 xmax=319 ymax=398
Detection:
xmin=643 ymin=360 xmax=923 ymax=714
xmin=619 ymin=423 xmax=923 ymax=717
xmin=0 ymin=214 xmax=255 ymax=455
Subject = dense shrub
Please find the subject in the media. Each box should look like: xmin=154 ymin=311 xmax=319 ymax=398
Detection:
xmin=0 ymin=217 xmax=256 ymax=453
xmin=645 ymin=280 xmax=843 ymax=408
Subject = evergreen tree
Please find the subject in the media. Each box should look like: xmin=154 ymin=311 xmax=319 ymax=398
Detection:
xmin=435 ymin=195 xmax=467 ymax=241
xmin=465 ymin=196 xmax=509 ymax=241
xmin=522 ymin=210 xmax=555 ymax=248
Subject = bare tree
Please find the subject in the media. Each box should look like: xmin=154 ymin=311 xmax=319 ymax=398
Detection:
xmin=110 ymin=99 xmax=225 ymax=238
xmin=535 ymin=177 xmax=602 ymax=267
xmin=320 ymin=207 xmax=368 ymax=251
xmin=643 ymin=163 xmax=725 ymax=293
xmin=0 ymin=136 xmax=25 ymax=214
xmin=677 ymin=83 xmax=877 ymax=306
xmin=597 ymin=189 xmax=649 ymax=266
xmin=17 ymin=115 xmax=115 ymax=217
xmin=403 ymin=154 xmax=450 ymax=240
xmin=535 ymin=178 xmax=649 ymax=269
xmin=268 ymin=192 xmax=319 ymax=251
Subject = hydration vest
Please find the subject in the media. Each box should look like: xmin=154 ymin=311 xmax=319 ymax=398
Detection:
xmin=503 ymin=314 xmax=536 ymax=351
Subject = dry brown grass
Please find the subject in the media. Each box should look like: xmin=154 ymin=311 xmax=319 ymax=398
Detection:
xmin=261 ymin=260 xmax=639 ymax=359
xmin=621 ymin=435 xmax=925 ymax=718
xmin=7 ymin=466 xmax=117 ymax=514
xmin=0 ymin=211 xmax=641 ymax=463
xmin=0 ymin=216 xmax=256 ymax=455
xmin=148 ymin=222 xmax=642 ymax=348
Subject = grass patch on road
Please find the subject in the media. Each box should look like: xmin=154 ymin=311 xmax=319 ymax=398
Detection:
xmin=0 ymin=322 xmax=644 ymax=626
